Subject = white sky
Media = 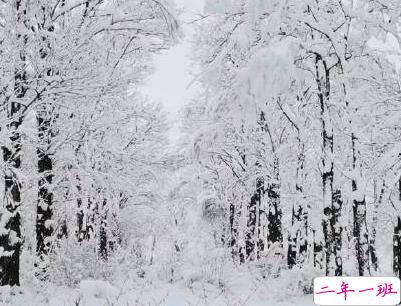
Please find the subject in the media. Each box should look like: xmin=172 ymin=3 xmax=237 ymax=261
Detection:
xmin=173 ymin=0 xmax=205 ymax=22
xmin=142 ymin=0 xmax=204 ymax=142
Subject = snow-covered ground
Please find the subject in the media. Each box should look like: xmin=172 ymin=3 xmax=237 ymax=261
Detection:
xmin=0 ymin=280 xmax=314 ymax=306
xmin=1 ymin=263 xmax=318 ymax=306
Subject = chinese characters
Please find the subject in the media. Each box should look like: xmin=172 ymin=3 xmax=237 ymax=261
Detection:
xmin=316 ymin=282 xmax=398 ymax=301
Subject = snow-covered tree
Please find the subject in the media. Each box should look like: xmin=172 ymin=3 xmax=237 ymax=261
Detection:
xmin=0 ymin=0 xmax=177 ymax=286
xmin=191 ymin=0 xmax=401 ymax=278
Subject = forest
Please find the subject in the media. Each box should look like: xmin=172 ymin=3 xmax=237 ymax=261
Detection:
xmin=0 ymin=0 xmax=401 ymax=305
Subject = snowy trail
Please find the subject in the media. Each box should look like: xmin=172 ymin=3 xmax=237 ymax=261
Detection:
xmin=162 ymin=289 xmax=315 ymax=306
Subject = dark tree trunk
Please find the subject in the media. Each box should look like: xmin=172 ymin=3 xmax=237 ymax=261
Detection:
xmin=76 ymin=179 xmax=94 ymax=242
xmin=229 ymin=201 xmax=244 ymax=263
xmin=99 ymin=199 xmax=108 ymax=260
xmin=352 ymin=135 xmax=370 ymax=276
xmin=76 ymin=196 xmax=85 ymax=241
xmin=0 ymin=0 xmax=26 ymax=286
xmin=288 ymin=140 xmax=308 ymax=268
xmin=36 ymin=112 xmax=54 ymax=257
xmin=331 ymin=189 xmax=343 ymax=275
xmin=35 ymin=111 xmax=54 ymax=280
xmin=393 ymin=179 xmax=401 ymax=278
xmin=352 ymin=189 xmax=370 ymax=276
xmin=255 ymin=178 xmax=265 ymax=258
xmin=288 ymin=202 xmax=308 ymax=268
xmin=229 ymin=199 xmax=246 ymax=263
xmin=35 ymin=4 xmax=57 ymax=266
xmin=246 ymin=191 xmax=257 ymax=260
xmin=57 ymin=219 xmax=68 ymax=239
xmin=315 ymin=54 xmax=342 ymax=275
xmin=266 ymin=157 xmax=282 ymax=248
xmin=257 ymin=112 xmax=283 ymax=250
xmin=75 ymin=179 xmax=86 ymax=242
xmin=77 ymin=198 xmax=94 ymax=242
xmin=85 ymin=197 xmax=94 ymax=240
xmin=394 ymin=217 xmax=401 ymax=279
xmin=99 ymin=223 xmax=107 ymax=260
xmin=313 ymin=229 xmax=324 ymax=270
xmin=108 ymin=212 xmax=119 ymax=252
xmin=0 ymin=103 xmax=23 ymax=286
xmin=229 ymin=203 xmax=236 ymax=250
xmin=227 ymin=151 xmax=247 ymax=264
xmin=246 ymin=179 xmax=264 ymax=261
xmin=369 ymin=180 xmax=384 ymax=273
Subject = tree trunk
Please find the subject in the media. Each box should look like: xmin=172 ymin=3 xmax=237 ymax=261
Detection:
xmin=266 ymin=157 xmax=282 ymax=249
xmin=257 ymin=112 xmax=283 ymax=250
xmin=76 ymin=177 xmax=86 ymax=241
xmin=36 ymin=111 xmax=54 ymax=258
xmin=288 ymin=139 xmax=308 ymax=268
xmin=393 ymin=217 xmax=401 ymax=279
xmin=98 ymin=198 xmax=108 ymax=260
xmin=315 ymin=54 xmax=342 ymax=275
xmin=352 ymin=135 xmax=370 ymax=276
xmin=0 ymin=100 xmax=23 ymax=285
xmin=229 ymin=200 xmax=245 ymax=263
xmin=255 ymin=178 xmax=265 ymax=258
xmin=229 ymin=202 xmax=237 ymax=252
xmin=246 ymin=178 xmax=264 ymax=261
xmin=35 ymin=4 xmax=56 ymax=268
xmin=393 ymin=179 xmax=401 ymax=278
xmin=0 ymin=0 xmax=26 ymax=286
xmin=370 ymin=179 xmax=384 ymax=273
xmin=246 ymin=190 xmax=257 ymax=260
xmin=313 ymin=229 xmax=324 ymax=270
xmin=332 ymin=189 xmax=343 ymax=275
xmin=76 ymin=180 xmax=94 ymax=242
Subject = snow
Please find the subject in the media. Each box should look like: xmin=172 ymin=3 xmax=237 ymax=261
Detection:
xmin=79 ymin=280 xmax=119 ymax=306
xmin=250 ymin=297 xmax=314 ymax=306
xmin=163 ymin=290 xmax=189 ymax=306
xmin=1 ymin=1 xmax=399 ymax=306
xmin=0 ymin=247 xmax=13 ymax=257
xmin=204 ymin=0 xmax=234 ymax=14
xmin=235 ymin=37 xmax=306 ymax=126
xmin=44 ymin=220 xmax=54 ymax=229
xmin=368 ymin=33 xmax=401 ymax=72
xmin=0 ymin=281 xmax=315 ymax=306
xmin=8 ymin=230 xmax=21 ymax=246
xmin=246 ymin=0 xmax=273 ymax=23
